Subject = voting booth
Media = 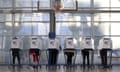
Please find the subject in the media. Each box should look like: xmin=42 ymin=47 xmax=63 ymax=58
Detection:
xmin=81 ymin=37 xmax=94 ymax=67
xmin=29 ymin=36 xmax=40 ymax=65
xmin=48 ymin=39 xmax=59 ymax=49
xmin=100 ymin=38 xmax=112 ymax=49
xmin=64 ymin=37 xmax=76 ymax=65
xmin=47 ymin=38 xmax=59 ymax=66
xmin=65 ymin=38 xmax=74 ymax=49
xmin=83 ymin=37 xmax=94 ymax=49
xmin=98 ymin=38 xmax=112 ymax=67
xmin=11 ymin=37 xmax=21 ymax=49
xmin=30 ymin=37 xmax=40 ymax=49
xmin=10 ymin=37 xmax=22 ymax=65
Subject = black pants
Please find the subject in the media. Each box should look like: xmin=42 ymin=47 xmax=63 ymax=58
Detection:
xmin=64 ymin=49 xmax=75 ymax=65
xmin=29 ymin=48 xmax=40 ymax=62
xmin=81 ymin=49 xmax=93 ymax=66
xmin=11 ymin=48 xmax=21 ymax=64
xmin=48 ymin=49 xmax=59 ymax=65
xmin=64 ymin=52 xmax=74 ymax=65
xmin=100 ymin=49 xmax=112 ymax=67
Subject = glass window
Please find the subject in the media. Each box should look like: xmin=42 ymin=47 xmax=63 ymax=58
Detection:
xmin=33 ymin=23 xmax=49 ymax=35
xmin=78 ymin=0 xmax=90 ymax=8
xmin=111 ymin=0 xmax=120 ymax=7
xmin=15 ymin=0 xmax=38 ymax=10
xmin=15 ymin=0 xmax=22 ymax=7
xmin=56 ymin=13 xmax=91 ymax=36
xmin=3 ymin=36 xmax=11 ymax=49
xmin=111 ymin=23 xmax=120 ymax=35
xmin=2 ymin=22 xmax=12 ymax=35
xmin=56 ymin=13 xmax=91 ymax=21
xmin=39 ymin=0 xmax=51 ymax=9
xmin=94 ymin=13 xmax=110 ymax=21
xmin=0 ymin=23 xmax=3 ymax=35
xmin=18 ymin=0 xmax=32 ymax=7
xmin=93 ymin=22 xmax=110 ymax=36
xmin=56 ymin=22 xmax=73 ymax=35
xmin=56 ymin=13 xmax=68 ymax=21
xmin=19 ymin=13 xmax=32 ymax=21
xmin=16 ymin=23 xmax=49 ymax=35
xmin=56 ymin=22 xmax=91 ymax=36
xmin=94 ymin=36 xmax=103 ymax=49
xmin=63 ymin=0 xmax=76 ymax=9
xmin=0 ymin=14 xmax=12 ymax=22
xmin=5 ymin=14 xmax=12 ymax=21
xmin=0 ymin=0 xmax=12 ymax=8
xmin=0 ymin=14 xmax=5 ymax=22
xmin=16 ymin=13 xmax=50 ymax=21
xmin=111 ymin=37 xmax=120 ymax=49
xmin=16 ymin=0 xmax=38 ymax=8
xmin=15 ymin=14 xmax=23 ymax=21
xmin=0 ymin=36 xmax=5 ymax=49
xmin=111 ymin=13 xmax=120 ymax=21
xmin=16 ymin=23 xmax=32 ymax=35
xmin=82 ymin=22 xmax=91 ymax=36
xmin=94 ymin=0 xmax=110 ymax=8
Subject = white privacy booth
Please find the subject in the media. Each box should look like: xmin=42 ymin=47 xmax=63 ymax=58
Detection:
xmin=98 ymin=37 xmax=112 ymax=67
xmin=80 ymin=37 xmax=94 ymax=67
xmin=29 ymin=36 xmax=41 ymax=66
xmin=47 ymin=38 xmax=59 ymax=66
xmin=10 ymin=37 xmax=22 ymax=65
xmin=64 ymin=37 xmax=76 ymax=65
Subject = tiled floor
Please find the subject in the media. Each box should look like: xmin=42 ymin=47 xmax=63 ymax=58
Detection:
xmin=0 ymin=66 xmax=120 ymax=72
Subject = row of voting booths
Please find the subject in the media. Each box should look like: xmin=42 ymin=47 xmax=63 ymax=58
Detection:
xmin=10 ymin=36 xmax=112 ymax=68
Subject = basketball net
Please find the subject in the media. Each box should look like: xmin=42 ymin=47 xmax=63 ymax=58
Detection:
xmin=53 ymin=5 xmax=61 ymax=16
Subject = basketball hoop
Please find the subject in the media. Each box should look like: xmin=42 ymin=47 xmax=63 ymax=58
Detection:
xmin=52 ymin=0 xmax=63 ymax=12
xmin=52 ymin=0 xmax=64 ymax=17
xmin=53 ymin=5 xmax=62 ymax=17
xmin=53 ymin=5 xmax=61 ymax=12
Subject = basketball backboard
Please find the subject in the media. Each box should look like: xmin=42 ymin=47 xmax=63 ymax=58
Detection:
xmin=37 ymin=0 xmax=78 ymax=11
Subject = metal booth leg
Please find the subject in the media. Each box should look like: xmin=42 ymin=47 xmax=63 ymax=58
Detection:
xmin=108 ymin=49 xmax=112 ymax=68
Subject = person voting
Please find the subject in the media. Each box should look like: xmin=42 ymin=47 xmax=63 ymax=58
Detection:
xmin=81 ymin=37 xmax=94 ymax=67
xmin=48 ymin=38 xmax=59 ymax=65
xmin=29 ymin=37 xmax=40 ymax=63
xmin=98 ymin=38 xmax=112 ymax=67
xmin=11 ymin=37 xmax=22 ymax=65
xmin=64 ymin=37 xmax=75 ymax=65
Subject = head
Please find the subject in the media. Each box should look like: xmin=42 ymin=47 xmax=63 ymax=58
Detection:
xmin=13 ymin=36 xmax=18 ymax=39
xmin=31 ymin=36 xmax=38 ymax=40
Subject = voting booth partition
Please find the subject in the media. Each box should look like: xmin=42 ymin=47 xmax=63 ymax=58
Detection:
xmin=98 ymin=38 xmax=112 ymax=68
xmin=10 ymin=37 xmax=22 ymax=66
xmin=48 ymin=39 xmax=59 ymax=49
xmin=29 ymin=36 xmax=41 ymax=66
xmin=47 ymin=38 xmax=59 ymax=66
xmin=81 ymin=37 xmax=94 ymax=67
xmin=63 ymin=37 xmax=76 ymax=66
